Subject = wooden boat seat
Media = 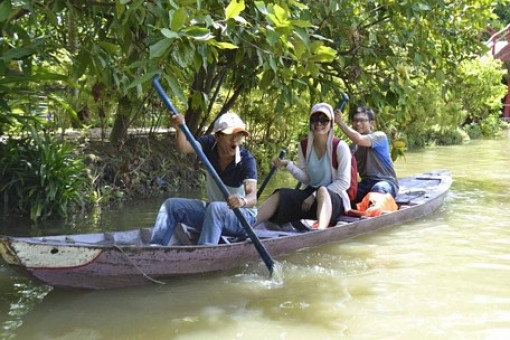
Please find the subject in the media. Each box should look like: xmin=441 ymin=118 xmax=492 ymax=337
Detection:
xmin=395 ymin=189 xmax=427 ymax=205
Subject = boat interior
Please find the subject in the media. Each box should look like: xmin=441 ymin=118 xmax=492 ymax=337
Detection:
xmin=30 ymin=179 xmax=436 ymax=247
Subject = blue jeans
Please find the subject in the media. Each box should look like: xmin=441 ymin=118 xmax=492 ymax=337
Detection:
xmin=150 ymin=198 xmax=254 ymax=245
xmin=355 ymin=179 xmax=398 ymax=203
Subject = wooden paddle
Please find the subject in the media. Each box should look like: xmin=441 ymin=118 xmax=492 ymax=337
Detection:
xmin=152 ymin=75 xmax=275 ymax=276
xmin=257 ymin=149 xmax=286 ymax=199
xmin=337 ymin=93 xmax=350 ymax=112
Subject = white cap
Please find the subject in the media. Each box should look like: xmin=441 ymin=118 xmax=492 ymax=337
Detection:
xmin=213 ymin=112 xmax=249 ymax=136
xmin=310 ymin=103 xmax=333 ymax=120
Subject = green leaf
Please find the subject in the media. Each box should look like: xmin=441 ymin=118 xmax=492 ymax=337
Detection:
xmin=0 ymin=0 xmax=12 ymax=22
xmin=126 ymin=71 xmax=158 ymax=90
xmin=226 ymin=0 xmax=245 ymax=20
xmin=0 ymin=47 xmax=34 ymax=61
xmin=115 ymin=2 xmax=125 ymax=19
xmin=183 ymin=27 xmax=213 ymax=40
xmin=260 ymin=70 xmax=274 ymax=88
xmin=254 ymin=1 xmax=267 ymax=15
xmin=290 ymin=20 xmax=313 ymax=28
xmin=97 ymin=41 xmax=119 ymax=54
xmin=149 ymin=39 xmax=172 ymax=59
xmin=208 ymin=40 xmax=238 ymax=49
xmin=161 ymin=28 xmax=179 ymax=39
xmin=271 ymin=4 xmax=290 ymax=28
xmin=162 ymin=73 xmax=186 ymax=108
xmin=171 ymin=7 xmax=187 ymax=31
xmin=311 ymin=45 xmax=337 ymax=63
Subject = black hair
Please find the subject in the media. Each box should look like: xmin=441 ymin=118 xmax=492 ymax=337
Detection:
xmin=350 ymin=106 xmax=375 ymax=121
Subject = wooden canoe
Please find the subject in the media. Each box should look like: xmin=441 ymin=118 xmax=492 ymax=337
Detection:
xmin=0 ymin=170 xmax=452 ymax=290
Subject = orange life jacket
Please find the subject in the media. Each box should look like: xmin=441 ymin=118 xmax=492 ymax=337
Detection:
xmin=347 ymin=192 xmax=398 ymax=217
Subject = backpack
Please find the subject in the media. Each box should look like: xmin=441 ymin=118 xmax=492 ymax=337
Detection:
xmin=346 ymin=192 xmax=397 ymax=217
xmin=300 ymin=137 xmax=358 ymax=201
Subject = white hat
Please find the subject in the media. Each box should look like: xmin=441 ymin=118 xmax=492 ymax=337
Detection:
xmin=310 ymin=103 xmax=333 ymax=120
xmin=213 ymin=112 xmax=249 ymax=136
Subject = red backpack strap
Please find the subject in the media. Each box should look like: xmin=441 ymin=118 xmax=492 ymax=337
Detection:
xmin=332 ymin=137 xmax=358 ymax=201
xmin=348 ymin=153 xmax=358 ymax=201
xmin=331 ymin=137 xmax=340 ymax=169
xmin=300 ymin=138 xmax=308 ymax=160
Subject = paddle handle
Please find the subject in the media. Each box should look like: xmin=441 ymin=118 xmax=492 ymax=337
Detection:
xmin=336 ymin=93 xmax=349 ymax=111
xmin=152 ymin=75 xmax=275 ymax=275
xmin=257 ymin=149 xmax=286 ymax=199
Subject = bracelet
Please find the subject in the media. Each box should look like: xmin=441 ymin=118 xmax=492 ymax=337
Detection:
xmin=241 ymin=197 xmax=248 ymax=208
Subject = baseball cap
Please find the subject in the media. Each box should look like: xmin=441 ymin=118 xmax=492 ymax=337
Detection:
xmin=213 ymin=112 xmax=249 ymax=136
xmin=310 ymin=103 xmax=333 ymax=120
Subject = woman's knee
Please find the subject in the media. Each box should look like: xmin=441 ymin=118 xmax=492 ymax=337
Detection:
xmin=316 ymin=186 xmax=330 ymax=200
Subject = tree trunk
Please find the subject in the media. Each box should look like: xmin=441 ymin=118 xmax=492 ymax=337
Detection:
xmin=109 ymin=96 xmax=133 ymax=143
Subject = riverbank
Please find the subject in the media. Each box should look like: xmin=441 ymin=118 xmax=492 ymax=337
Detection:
xmin=81 ymin=130 xmax=203 ymax=201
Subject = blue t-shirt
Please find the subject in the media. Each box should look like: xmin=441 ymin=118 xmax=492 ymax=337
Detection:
xmin=353 ymin=131 xmax=398 ymax=189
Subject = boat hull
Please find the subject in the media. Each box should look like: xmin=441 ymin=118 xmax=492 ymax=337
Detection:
xmin=0 ymin=170 xmax=452 ymax=289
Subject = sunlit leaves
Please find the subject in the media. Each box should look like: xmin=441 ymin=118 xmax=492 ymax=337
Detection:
xmin=267 ymin=4 xmax=291 ymax=28
xmin=171 ymin=7 xmax=187 ymax=31
xmin=310 ymin=45 xmax=336 ymax=63
xmin=208 ymin=40 xmax=238 ymax=49
xmin=225 ymin=0 xmax=245 ymax=20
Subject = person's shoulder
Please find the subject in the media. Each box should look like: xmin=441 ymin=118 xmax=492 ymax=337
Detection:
xmin=371 ymin=130 xmax=387 ymax=138
xmin=198 ymin=134 xmax=215 ymax=148
xmin=240 ymin=147 xmax=255 ymax=160
xmin=200 ymin=134 xmax=215 ymax=143
xmin=334 ymin=138 xmax=350 ymax=149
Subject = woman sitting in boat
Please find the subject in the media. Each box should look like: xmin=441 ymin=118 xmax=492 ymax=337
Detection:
xmin=255 ymin=103 xmax=352 ymax=230
xmin=334 ymin=105 xmax=399 ymax=204
xmin=150 ymin=112 xmax=257 ymax=246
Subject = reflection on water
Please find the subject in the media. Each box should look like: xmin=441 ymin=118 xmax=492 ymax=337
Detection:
xmin=1 ymin=132 xmax=510 ymax=339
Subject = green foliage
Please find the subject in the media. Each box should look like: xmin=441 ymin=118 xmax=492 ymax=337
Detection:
xmin=423 ymin=126 xmax=470 ymax=146
xmin=0 ymin=121 xmax=93 ymax=221
xmin=480 ymin=113 xmax=508 ymax=138
xmin=462 ymin=123 xmax=483 ymax=139
xmin=1 ymin=0 xmax=510 ymax=214
xmin=492 ymin=0 xmax=510 ymax=28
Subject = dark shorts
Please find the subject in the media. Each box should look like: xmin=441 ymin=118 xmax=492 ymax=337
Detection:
xmin=269 ymin=186 xmax=344 ymax=225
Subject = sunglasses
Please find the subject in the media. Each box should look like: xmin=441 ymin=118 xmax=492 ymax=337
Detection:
xmin=309 ymin=116 xmax=331 ymax=125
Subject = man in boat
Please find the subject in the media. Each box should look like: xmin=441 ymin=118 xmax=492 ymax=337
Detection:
xmin=150 ymin=112 xmax=257 ymax=245
xmin=255 ymin=103 xmax=352 ymax=230
xmin=334 ymin=105 xmax=399 ymax=204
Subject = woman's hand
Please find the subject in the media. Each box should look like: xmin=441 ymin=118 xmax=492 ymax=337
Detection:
xmin=273 ymin=157 xmax=289 ymax=169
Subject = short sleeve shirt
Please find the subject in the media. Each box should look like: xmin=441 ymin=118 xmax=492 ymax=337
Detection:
xmin=198 ymin=135 xmax=258 ymax=215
